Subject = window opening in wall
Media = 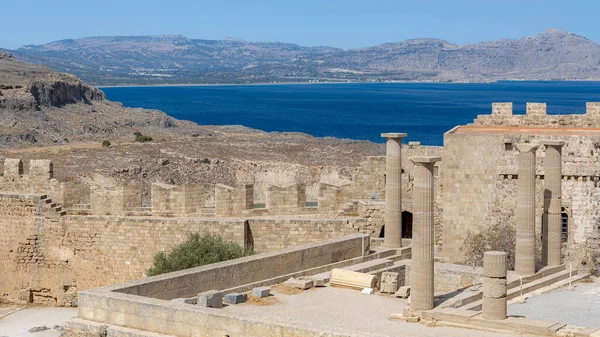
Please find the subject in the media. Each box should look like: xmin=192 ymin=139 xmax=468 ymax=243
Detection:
xmin=402 ymin=211 xmax=413 ymax=238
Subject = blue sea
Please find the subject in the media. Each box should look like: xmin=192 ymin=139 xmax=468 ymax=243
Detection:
xmin=102 ymin=82 xmax=600 ymax=146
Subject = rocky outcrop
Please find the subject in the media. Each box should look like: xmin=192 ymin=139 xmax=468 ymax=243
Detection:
xmin=0 ymin=55 xmax=199 ymax=146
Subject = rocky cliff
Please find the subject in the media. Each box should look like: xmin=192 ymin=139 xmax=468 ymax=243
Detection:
xmin=0 ymin=53 xmax=196 ymax=146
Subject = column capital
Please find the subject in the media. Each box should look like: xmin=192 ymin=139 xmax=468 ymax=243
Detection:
xmin=411 ymin=156 xmax=442 ymax=164
xmin=381 ymin=132 xmax=407 ymax=139
xmin=540 ymin=140 xmax=566 ymax=147
xmin=516 ymin=143 xmax=539 ymax=153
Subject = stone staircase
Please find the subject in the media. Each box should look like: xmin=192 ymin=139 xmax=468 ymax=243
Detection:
xmin=40 ymin=195 xmax=66 ymax=217
xmin=452 ymin=265 xmax=590 ymax=311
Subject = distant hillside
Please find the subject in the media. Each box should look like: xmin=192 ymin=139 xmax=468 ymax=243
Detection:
xmin=4 ymin=29 xmax=600 ymax=85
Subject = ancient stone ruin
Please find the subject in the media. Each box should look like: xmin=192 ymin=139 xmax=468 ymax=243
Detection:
xmin=1 ymin=102 xmax=600 ymax=336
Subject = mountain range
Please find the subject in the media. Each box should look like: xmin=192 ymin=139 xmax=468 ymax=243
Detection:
xmin=3 ymin=29 xmax=600 ymax=85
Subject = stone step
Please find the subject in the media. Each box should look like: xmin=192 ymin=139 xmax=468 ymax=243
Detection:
xmin=342 ymin=258 xmax=394 ymax=274
xmin=462 ymin=269 xmax=575 ymax=311
xmin=512 ymin=272 xmax=591 ymax=300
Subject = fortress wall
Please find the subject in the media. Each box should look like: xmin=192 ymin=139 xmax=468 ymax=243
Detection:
xmin=0 ymin=159 xmax=63 ymax=203
xmin=443 ymin=125 xmax=600 ymax=269
xmin=215 ymin=184 xmax=253 ymax=217
xmin=0 ymin=191 xmax=373 ymax=306
xmin=247 ymin=217 xmax=367 ymax=252
xmin=265 ymin=184 xmax=306 ymax=214
xmin=442 ymin=133 xmax=506 ymax=263
xmin=474 ymin=101 xmax=600 ymax=127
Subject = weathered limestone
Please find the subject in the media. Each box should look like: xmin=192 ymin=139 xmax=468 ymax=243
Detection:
xmin=3 ymin=159 xmax=23 ymax=180
xmin=526 ymin=102 xmax=547 ymax=116
xmin=197 ymin=290 xmax=223 ymax=308
xmin=266 ymin=184 xmax=306 ymax=214
xmin=151 ymin=183 xmax=204 ymax=216
xmin=515 ymin=143 xmax=539 ymax=276
xmin=252 ymin=287 xmax=270 ymax=298
xmin=542 ymin=140 xmax=565 ymax=267
xmin=492 ymin=102 xmax=513 ymax=116
xmin=215 ymin=184 xmax=253 ymax=216
xmin=410 ymin=156 xmax=441 ymax=311
xmin=283 ymin=277 xmax=314 ymax=290
xmin=380 ymin=271 xmax=400 ymax=293
xmin=223 ymin=292 xmax=248 ymax=304
xmin=586 ymin=102 xmax=600 ymax=116
xmin=482 ymin=251 xmax=507 ymax=320
xmin=381 ymin=132 xmax=407 ymax=248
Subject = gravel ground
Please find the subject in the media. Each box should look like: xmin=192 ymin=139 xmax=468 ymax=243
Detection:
xmin=0 ymin=306 xmax=77 ymax=337
xmin=223 ymin=286 xmax=538 ymax=337
xmin=508 ymin=279 xmax=600 ymax=329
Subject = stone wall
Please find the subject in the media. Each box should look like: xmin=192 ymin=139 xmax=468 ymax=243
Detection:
xmin=443 ymin=102 xmax=600 ymax=270
xmin=0 ymin=191 xmax=378 ymax=306
xmin=474 ymin=101 xmax=600 ymax=127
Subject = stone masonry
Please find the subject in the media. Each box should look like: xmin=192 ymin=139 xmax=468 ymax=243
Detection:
xmin=410 ymin=156 xmax=441 ymax=311
xmin=542 ymin=140 xmax=565 ymax=267
xmin=515 ymin=143 xmax=539 ymax=276
xmin=482 ymin=251 xmax=507 ymax=321
xmin=382 ymin=133 xmax=407 ymax=248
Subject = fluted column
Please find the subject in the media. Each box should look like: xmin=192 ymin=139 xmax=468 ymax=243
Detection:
xmin=410 ymin=156 xmax=441 ymax=311
xmin=515 ymin=143 xmax=539 ymax=276
xmin=482 ymin=251 xmax=507 ymax=320
xmin=381 ymin=133 xmax=407 ymax=248
xmin=541 ymin=140 xmax=565 ymax=266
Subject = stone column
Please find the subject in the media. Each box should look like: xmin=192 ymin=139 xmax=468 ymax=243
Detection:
xmin=541 ymin=140 xmax=565 ymax=266
xmin=515 ymin=143 xmax=539 ymax=276
xmin=410 ymin=156 xmax=441 ymax=311
xmin=381 ymin=133 xmax=407 ymax=248
xmin=482 ymin=251 xmax=507 ymax=320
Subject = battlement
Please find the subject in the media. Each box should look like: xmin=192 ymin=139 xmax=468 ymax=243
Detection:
xmin=475 ymin=102 xmax=600 ymax=127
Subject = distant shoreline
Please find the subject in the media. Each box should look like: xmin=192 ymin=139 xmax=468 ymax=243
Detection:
xmin=97 ymin=79 xmax=600 ymax=89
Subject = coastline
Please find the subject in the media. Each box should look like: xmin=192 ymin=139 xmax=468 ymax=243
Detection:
xmin=97 ymin=78 xmax=600 ymax=89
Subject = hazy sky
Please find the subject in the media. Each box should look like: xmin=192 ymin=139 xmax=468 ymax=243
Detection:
xmin=2 ymin=0 xmax=598 ymax=49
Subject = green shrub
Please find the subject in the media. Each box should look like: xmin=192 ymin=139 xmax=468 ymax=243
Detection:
xmin=461 ymin=223 xmax=516 ymax=270
xmin=147 ymin=234 xmax=254 ymax=276
xmin=101 ymin=140 xmax=111 ymax=148
xmin=134 ymin=131 xmax=153 ymax=142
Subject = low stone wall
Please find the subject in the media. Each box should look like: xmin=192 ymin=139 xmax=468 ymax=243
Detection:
xmin=73 ymin=235 xmax=370 ymax=337
xmin=113 ymin=234 xmax=369 ymax=299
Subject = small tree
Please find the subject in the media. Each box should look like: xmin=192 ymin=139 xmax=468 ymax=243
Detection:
xmin=461 ymin=223 xmax=516 ymax=270
xmin=147 ymin=234 xmax=254 ymax=276
xmin=134 ymin=131 xmax=152 ymax=142
xmin=101 ymin=140 xmax=111 ymax=148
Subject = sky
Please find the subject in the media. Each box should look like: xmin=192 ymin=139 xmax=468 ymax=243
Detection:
xmin=1 ymin=0 xmax=599 ymax=50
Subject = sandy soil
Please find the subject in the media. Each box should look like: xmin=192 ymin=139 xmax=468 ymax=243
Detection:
xmin=508 ymin=278 xmax=600 ymax=329
xmin=0 ymin=306 xmax=77 ymax=337
xmin=222 ymin=285 xmax=539 ymax=337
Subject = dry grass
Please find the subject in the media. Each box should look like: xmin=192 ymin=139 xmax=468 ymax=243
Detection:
xmin=272 ymin=283 xmax=303 ymax=295
xmin=245 ymin=295 xmax=279 ymax=306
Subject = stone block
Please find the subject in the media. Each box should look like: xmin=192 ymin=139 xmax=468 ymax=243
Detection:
xmin=381 ymin=271 xmax=399 ymax=284
xmin=395 ymin=286 xmax=411 ymax=299
xmin=18 ymin=288 xmax=32 ymax=304
xmin=224 ymin=292 xmax=248 ymax=305
xmin=483 ymin=277 xmax=507 ymax=298
xmin=483 ymin=251 xmax=507 ymax=278
xmin=283 ymin=277 xmax=314 ymax=290
xmin=197 ymin=290 xmax=223 ymax=308
xmin=481 ymin=296 xmax=507 ymax=320
xmin=171 ymin=297 xmax=196 ymax=305
xmin=576 ymin=328 xmax=600 ymax=337
xmin=252 ymin=287 xmax=271 ymax=298
xmin=307 ymin=275 xmax=330 ymax=287
xmin=380 ymin=282 xmax=399 ymax=294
